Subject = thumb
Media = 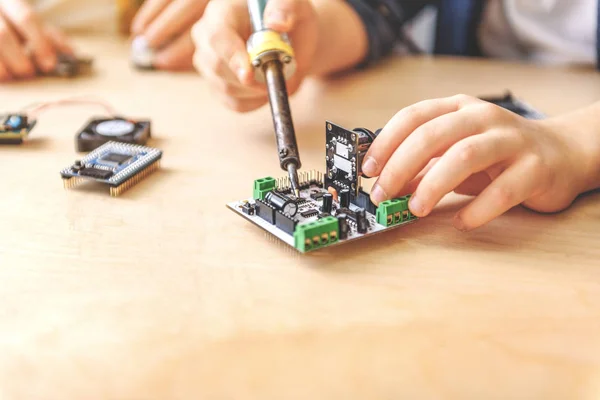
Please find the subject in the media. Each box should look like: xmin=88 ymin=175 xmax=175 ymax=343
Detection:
xmin=263 ymin=0 xmax=313 ymax=32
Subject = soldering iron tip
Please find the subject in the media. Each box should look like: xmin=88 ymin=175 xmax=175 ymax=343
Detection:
xmin=287 ymin=163 xmax=300 ymax=197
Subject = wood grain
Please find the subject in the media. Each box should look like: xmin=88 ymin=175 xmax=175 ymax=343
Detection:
xmin=1 ymin=35 xmax=600 ymax=400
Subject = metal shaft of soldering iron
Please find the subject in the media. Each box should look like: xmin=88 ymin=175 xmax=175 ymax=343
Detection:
xmin=248 ymin=0 xmax=301 ymax=196
xmin=262 ymin=58 xmax=301 ymax=196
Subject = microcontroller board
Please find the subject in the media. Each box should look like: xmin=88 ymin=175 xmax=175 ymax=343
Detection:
xmin=228 ymin=121 xmax=418 ymax=253
xmin=61 ymin=141 xmax=162 ymax=196
xmin=0 ymin=114 xmax=36 ymax=144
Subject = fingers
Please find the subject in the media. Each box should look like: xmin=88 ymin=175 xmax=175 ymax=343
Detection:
xmin=453 ymin=172 xmax=492 ymax=196
xmin=153 ymin=29 xmax=194 ymax=71
xmin=192 ymin=1 xmax=268 ymax=112
xmin=192 ymin=0 xmax=253 ymax=82
xmin=264 ymin=0 xmax=318 ymax=76
xmin=0 ymin=61 xmax=12 ymax=81
xmin=409 ymin=129 xmax=523 ymax=217
xmin=0 ymin=13 xmax=35 ymax=78
xmin=392 ymin=158 xmax=439 ymax=197
xmin=454 ymin=156 xmax=543 ymax=231
xmin=140 ymin=0 xmax=208 ymax=49
xmin=370 ymin=100 xmax=501 ymax=205
xmin=131 ymin=0 xmax=171 ymax=35
xmin=362 ymin=95 xmax=476 ymax=178
xmin=0 ymin=0 xmax=56 ymax=72
xmin=44 ymin=25 xmax=74 ymax=55
xmin=264 ymin=0 xmax=316 ymax=31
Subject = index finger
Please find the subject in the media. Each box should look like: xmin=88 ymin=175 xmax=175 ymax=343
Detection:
xmin=362 ymin=94 xmax=476 ymax=178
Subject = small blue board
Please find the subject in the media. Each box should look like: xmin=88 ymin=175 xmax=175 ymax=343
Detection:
xmin=60 ymin=141 xmax=162 ymax=196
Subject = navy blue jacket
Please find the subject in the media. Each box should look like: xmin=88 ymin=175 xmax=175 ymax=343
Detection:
xmin=347 ymin=0 xmax=600 ymax=70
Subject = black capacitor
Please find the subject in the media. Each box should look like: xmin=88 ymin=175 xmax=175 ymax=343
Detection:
xmin=356 ymin=209 xmax=368 ymax=233
xmin=265 ymin=191 xmax=298 ymax=217
xmin=321 ymin=193 xmax=333 ymax=214
xmin=337 ymin=214 xmax=349 ymax=240
xmin=339 ymin=189 xmax=350 ymax=209
xmin=72 ymin=160 xmax=83 ymax=172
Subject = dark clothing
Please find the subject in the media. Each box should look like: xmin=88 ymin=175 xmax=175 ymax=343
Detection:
xmin=346 ymin=0 xmax=600 ymax=70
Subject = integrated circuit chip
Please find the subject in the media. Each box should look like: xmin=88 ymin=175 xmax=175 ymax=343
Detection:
xmin=61 ymin=141 xmax=162 ymax=196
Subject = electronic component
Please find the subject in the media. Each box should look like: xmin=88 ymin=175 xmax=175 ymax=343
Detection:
xmin=300 ymin=210 xmax=319 ymax=219
xmin=325 ymin=121 xmax=379 ymax=196
xmin=228 ymin=169 xmax=418 ymax=253
xmin=321 ymin=193 xmax=333 ymax=214
xmin=339 ymin=189 xmax=350 ymax=209
xmin=76 ymin=117 xmax=151 ymax=152
xmin=310 ymin=191 xmax=324 ymax=200
xmin=0 ymin=114 xmax=37 ymax=144
xmin=256 ymin=199 xmax=276 ymax=224
xmin=337 ymin=214 xmax=349 ymax=240
xmin=275 ymin=211 xmax=297 ymax=235
xmin=293 ymin=216 xmax=339 ymax=253
xmin=49 ymin=53 xmax=94 ymax=78
xmin=265 ymin=191 xmax=298 ymax=217
xmin=60 ymin=141 xmax=162 ymax=196
xmin=480 ymin=91 xmax=545 ymax=120
xmin=241 ymin=201 xmax=255 ymax=215
xmin=356 ymin=209 xmax=369 ymax=234
xmin=228 ymin=121 xmax=418 ymax=253
xmin=253 ymin=177 xmax=277 ymax=200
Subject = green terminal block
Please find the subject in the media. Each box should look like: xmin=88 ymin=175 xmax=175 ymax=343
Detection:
xmin=294 ymin=216 xmax=339 ymax=253
xmin=253 ymin=177 xmax=277 ymax=200
xmin=376 ymin=196 xmax=415 ymax=227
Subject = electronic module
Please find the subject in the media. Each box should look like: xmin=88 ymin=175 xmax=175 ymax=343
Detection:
xmin=227 ymin=121 xmax=418 ymax=253
xmin=0 ymin=114 xmax=36 ymax=144
xmin=480 ymin=91 xmax=545 ymax=119
xmin=50 ymin=53 xmax=94 ymax=78
xmin=76 ymin=117 xmax=151 ymax=152
xmin=61 ymin=141 xmax=162 ymax=196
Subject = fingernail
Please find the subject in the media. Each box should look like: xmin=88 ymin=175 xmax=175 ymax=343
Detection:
xmin=264 ymin=10 xmax=289 ymax=27
xmin=237 ymin=68 xmax=248 ymax=82
xmin=454 ymin=215 xmax=467 ymax=231
xmin=362 ymin=157 xmax=378 ymax=177
xmin=231 ymin=54 xmax=248 ymax=81
xmin=131 ymin=20 xmax=142 ymax=34
xmin=409 ymin=195 xmax=427 ymax=216
xmin=370 ymin=184 xmax=387 ymax=205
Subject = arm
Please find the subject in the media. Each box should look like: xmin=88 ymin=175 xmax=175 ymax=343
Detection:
xmin=308 ymin=0 xmax=433 ymax=76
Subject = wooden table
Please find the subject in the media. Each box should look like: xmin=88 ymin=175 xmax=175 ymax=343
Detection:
xmin=1 ymin=36 xmax=600 ymax=400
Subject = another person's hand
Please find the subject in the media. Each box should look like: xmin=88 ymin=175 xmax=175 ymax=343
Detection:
xmin=362 ymin=94 xmax=599 ymax=231
xmin=0 ymin=0 xmax=72 ymax=82
xmin=191 ymin=0 xmax=318 ymax=112
xmin=131 ymin=0 xmax=209 ymax=71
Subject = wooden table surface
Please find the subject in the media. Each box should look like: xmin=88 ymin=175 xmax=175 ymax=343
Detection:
xmin=1 ymin=36 xmax=600 ymax=400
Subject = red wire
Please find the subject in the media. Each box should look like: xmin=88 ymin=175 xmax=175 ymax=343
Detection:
xmin=26 ymin=96 xmax=119 ymax=119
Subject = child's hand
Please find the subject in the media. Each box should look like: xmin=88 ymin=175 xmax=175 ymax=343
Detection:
xmin=362 ymin=94 xmax=596 ymax=231
xmin=131 ymin=0 xmax=209 ymax=71
xmin=0 ymin=0 xmax=72 ymax=81
xmin=191 ymin=0 xmax=318 ymax=112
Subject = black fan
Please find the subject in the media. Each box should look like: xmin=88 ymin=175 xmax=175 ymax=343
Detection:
xmin=76 ymin=117 xmax=151 ymax=152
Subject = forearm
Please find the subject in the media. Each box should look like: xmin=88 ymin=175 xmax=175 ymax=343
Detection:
xmin=309 ymin=0 xmax=368 ymax=76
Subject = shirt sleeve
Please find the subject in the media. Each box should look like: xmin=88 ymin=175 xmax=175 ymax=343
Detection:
xmin=345 ymin=0 xmax=434 ymax=66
